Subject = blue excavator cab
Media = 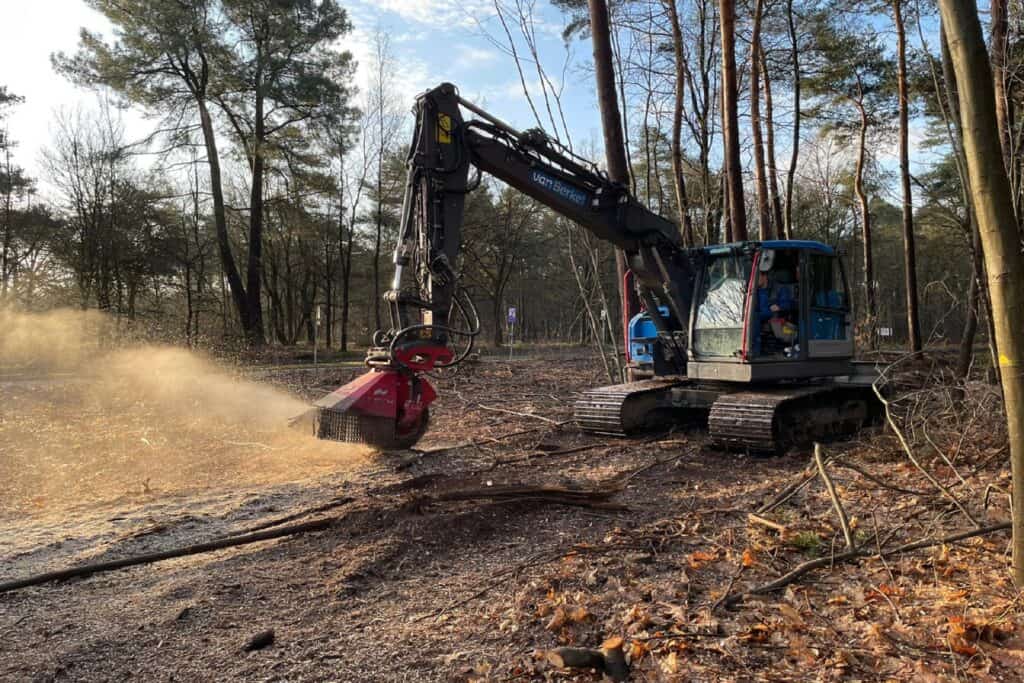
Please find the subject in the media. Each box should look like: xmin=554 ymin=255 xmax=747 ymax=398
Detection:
xmin=628 ymin=240 xmax=854 ymax=383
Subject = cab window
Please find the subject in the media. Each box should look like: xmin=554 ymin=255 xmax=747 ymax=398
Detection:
xmin=693 ymin=252 xmax=752 ymax=357
xmin=808 ymin=253 xmax=848 ymax=340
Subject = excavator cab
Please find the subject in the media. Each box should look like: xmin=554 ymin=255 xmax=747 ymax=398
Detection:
xmin=629 ymin=240 xmax=854 ymax=383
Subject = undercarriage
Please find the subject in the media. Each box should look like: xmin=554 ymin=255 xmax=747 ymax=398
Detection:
xmin=574 ymin=375 xmax=879 ymax=453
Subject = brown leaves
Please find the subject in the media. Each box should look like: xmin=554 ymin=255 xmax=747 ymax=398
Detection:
xmin=688 ymin=550 xmax=718 ymax=570
xmin=739 ymin=622 xmax=775 ymax=643
xmin=777 ymin=603 xmax=804 ymax=628
xmin=946 ymin=615 xmax=1012 ymax=656
xmin=867 ymin=583 xmax=906 ymax=605
xmin=545 ymin=605 xmax=590 ymax=631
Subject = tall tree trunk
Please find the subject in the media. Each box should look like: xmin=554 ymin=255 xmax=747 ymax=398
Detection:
xmin=696 ymin=0 xmax=716 ymax=245
xmin=719 ymin=0 xmax=747 ymax=240
xmin=588 ymin=0 xmax=636 ymax=357
xmin=784 ymin=0 xmax=800 ymax=239
xmin=197 ymin=99 xmax=249 ymax=336
xmin=762 ymin=46 xmax=785 ymax=238
xmin=721 ymin=168 xmax=732 ymax=243
xmin=493 ymin=296 xmax=504 ymax=347
xmin=894 ymin=0 xmax=922 ymax=352
xmin=340 ymin=222 xmax=353 ymax=352
xmin=1 ymin=147 xmax=12 ymax=298
xmin=990 ymin=0 xmax=1019 ymax=224
xmin=373 ymin=134 xmax=383 ymax=334
xmin=246 ymin=95 xmax=266 ymax=347
xmin=938 ymin=0 xmax=1024 ymax=586
xmin=853 ymin=102 xmax=875 ymax=342
xmin=665 ymin=0 xmax=695 ymax=246
xmin=941 ymin=20 xmax=984 ymax=384
xmin=991 ymin=0 xmax=1012 ymax=173
xmin=956 ymin=223 xmax=981 ymax=382
xmin=750 ymin=0 xmax=771 ymax=239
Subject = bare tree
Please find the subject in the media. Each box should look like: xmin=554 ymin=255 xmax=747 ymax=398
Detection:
xmin=365 ymin=30 xmax=403 ymax=334
xmin=750 ymin=0 xmax=772 ymax=239
xmin=892 ymin=0 xmax=922 ymax=352
xmin=784 ymin=0 xmax=800 ymax=239
xmin=719 ymin=0 xmax=747 ymax=240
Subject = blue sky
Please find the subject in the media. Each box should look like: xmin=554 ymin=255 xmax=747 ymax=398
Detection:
xmin=0 ymin=0 xmax=603 ymax=189
xmin=0 ymin=0 xmax=945 ymax=206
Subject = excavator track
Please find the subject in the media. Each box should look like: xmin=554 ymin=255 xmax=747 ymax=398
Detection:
xmin=574 ymin=378 xmax=684 ymax=436
xmin=708 ymin=384 xmax=876 ymax=452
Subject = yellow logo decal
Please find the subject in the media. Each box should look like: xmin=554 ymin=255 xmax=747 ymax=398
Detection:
xmin=437 ymin=113 xmax=452 ymax=144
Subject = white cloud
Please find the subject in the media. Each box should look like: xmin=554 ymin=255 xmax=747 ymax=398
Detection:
xmin=341 ymin=24 xmax=435 ymax=114
xmin=496 ymin=75 xmax=563 ymax=102
xmin=352 ymin=0 xmax=496 ymax=29
xmin=455 ymin=45 xmax=500 ymax=64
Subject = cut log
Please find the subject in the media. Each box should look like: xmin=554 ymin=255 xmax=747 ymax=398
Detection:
xmin=543 ymin=636 xmax=628 ymax=682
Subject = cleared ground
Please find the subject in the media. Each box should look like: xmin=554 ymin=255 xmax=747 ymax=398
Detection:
xmin=1 ymin=356 xmax=1021 ymax=681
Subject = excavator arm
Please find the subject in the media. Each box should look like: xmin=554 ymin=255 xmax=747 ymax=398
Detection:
xmin=308 ymin=83 xmax=699 ymax=448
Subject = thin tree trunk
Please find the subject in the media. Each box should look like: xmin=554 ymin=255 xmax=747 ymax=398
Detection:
xmin=665 ymin=0 xmax=695 ymax=246
xmin=956 ymin=223 xmax=981 ymax=382
xmin=373 ymin=126 xmax=384 ymax=334
xmin=854 ymin=101 xmax=875 ymax=341
xmin=198 ymin=99 xmax=249 ymax=337
xmin=991 ymin=0 xmax=1012 ymax=173
xmin=990 ymin=0 xmax=1019 ymax=224
xmin=762 ymin=46 xmax=785 ymax=238
xmin=894 ymin=0 xmax=922 ymax=352
xmin=938 ymin=0 xmax=1024 ymax=586
xmin=941 ymin=21 xmax=983 ymax=384
xmin=719 ymin=0 xmax=747 ymax=241
xmin=784 ymin=0 xmax=800 ymax=239
xmin=588 ymin=0 xmax=636 ymax=360
xmin=750 ymin=0 xmax=771 ymax=239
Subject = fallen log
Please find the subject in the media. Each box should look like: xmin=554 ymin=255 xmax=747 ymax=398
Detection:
xmin=410 ymin=483 xmax=627 ymax=511
xmin=0 ymin=514 xmax=344 ymax=594
xmin=543 ymin=636 xmax=629 ymax=682
xmin=1 ymin=479 xmax=625 ymax=594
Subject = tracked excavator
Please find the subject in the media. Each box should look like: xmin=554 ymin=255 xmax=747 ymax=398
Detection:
xmin=301 ymin=83 xmax=878 ymax=452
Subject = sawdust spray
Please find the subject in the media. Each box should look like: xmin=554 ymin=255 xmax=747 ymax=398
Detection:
xmin=0 ymin=308 xmax=368 ymax=515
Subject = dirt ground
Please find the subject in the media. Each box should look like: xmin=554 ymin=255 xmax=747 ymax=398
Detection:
xmin=1 ymin=355 xmax=1022 ymax=681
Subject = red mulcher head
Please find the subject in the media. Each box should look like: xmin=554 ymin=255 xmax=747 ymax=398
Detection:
xmin=297 ymin=344 xmax=453 ymax=450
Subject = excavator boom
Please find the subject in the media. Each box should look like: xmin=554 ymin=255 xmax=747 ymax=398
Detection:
xmin=301 ymin=83 xmax=698 ymax=448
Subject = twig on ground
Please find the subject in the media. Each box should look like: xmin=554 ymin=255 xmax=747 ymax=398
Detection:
xmin=831 ymin=459 xmax=930 ymax=496
xmin=236 ymin=496 xmax=355 ymax=534
xmin=748 ymin=513 xmax=787 ymax=534
xmin=476 ymin=404 xmax=566 ymax=424
xmin=490 ymin=443 xmax=605 ymax=467
xmin=757 ymin=459 xmax=821 ymax=514
xmin=712 ymin=563 xmax=747 ymax=613
xmin=724 ymin=521 xmax=1010 ymax=606
xmin=815 ymin=443 xmax=855 ymax=551
xmin=872 ymin=377 xmax=981 ymax=528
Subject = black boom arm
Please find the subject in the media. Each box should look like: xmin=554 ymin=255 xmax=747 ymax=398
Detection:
xmin=377 ymin=83 xmax=697 ymax=372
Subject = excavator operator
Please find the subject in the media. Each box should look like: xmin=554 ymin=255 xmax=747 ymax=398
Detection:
xmin=755 ymin=263 xmax=798 ymax=357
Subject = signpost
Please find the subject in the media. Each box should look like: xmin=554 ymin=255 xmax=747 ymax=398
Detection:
xmin=313 ymin=305 xmax=321 ymax=366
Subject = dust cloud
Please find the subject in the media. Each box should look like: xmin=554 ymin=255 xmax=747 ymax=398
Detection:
xmin=0 ymin=308 xmax=369 ymax=516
